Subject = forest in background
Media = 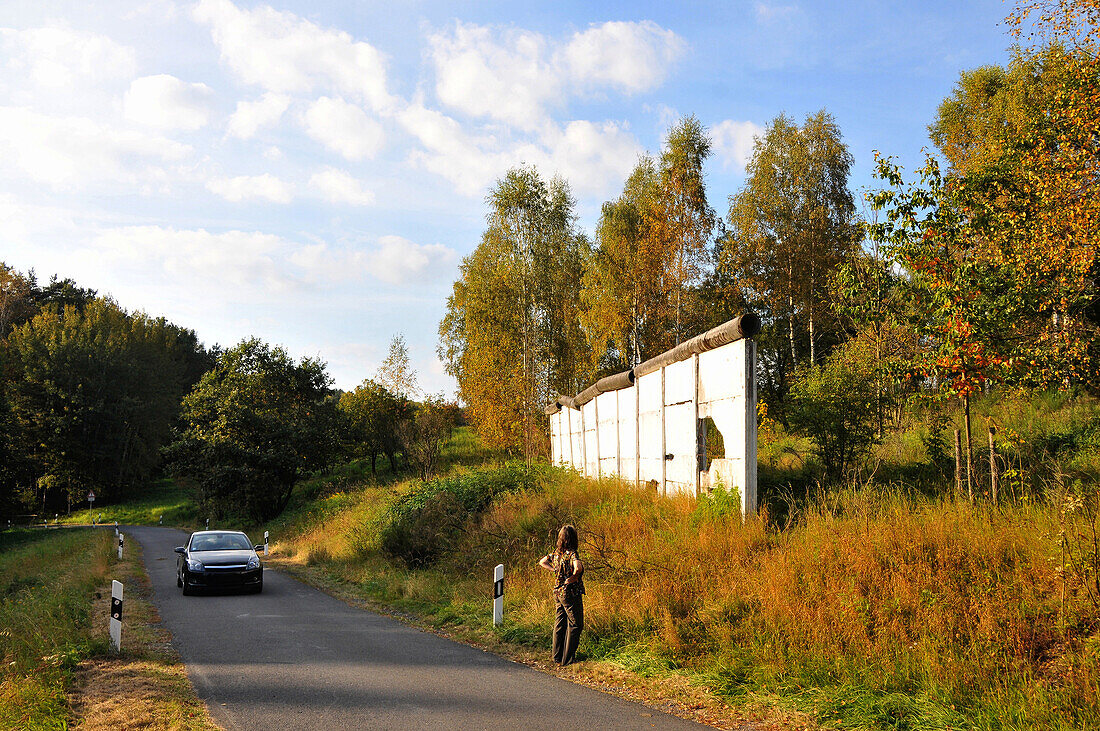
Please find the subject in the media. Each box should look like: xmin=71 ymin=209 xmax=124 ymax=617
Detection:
xmin=0 ymin=0 xmax=1098 ymax=523
xmin=0 ymin=271 xmax=457 ymax=522
xmin=440 ymin=0 xmax=1100 ymax=487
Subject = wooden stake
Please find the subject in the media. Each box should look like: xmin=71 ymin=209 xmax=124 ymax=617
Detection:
xmin=988 ymin=425 xmax=999 ymax=506
xmin=954 ymin=428 xmax=963 ymax=498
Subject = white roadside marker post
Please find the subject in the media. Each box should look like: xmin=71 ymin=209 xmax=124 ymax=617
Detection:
xmin=206 ymin=519 xmax=209 ymax=530
xmin=158 ymin=515 xmax=162 ymax=525
xmin=493 ymin=563 xmax=504 ymax=627
xmin=114 ymin=521 xmax=118 ymax=536
xmin=109 ymin=580 xmax=123 ymax=653
xmin=264 ymin=531 xmax=269 ymax=556
xmin=118 ymin=533 xmax=124 ymax=560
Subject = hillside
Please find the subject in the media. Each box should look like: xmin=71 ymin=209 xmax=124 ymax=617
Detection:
xmin=128 ymin=391 xmax=1097 ymax=731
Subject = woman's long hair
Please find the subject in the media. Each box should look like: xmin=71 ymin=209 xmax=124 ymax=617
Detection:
xmin=556 ymin=524 xmax=578 ymax=554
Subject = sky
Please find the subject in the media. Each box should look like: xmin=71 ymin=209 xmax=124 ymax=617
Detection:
xmin=0 ymin=0 xmax=1025 ymax=396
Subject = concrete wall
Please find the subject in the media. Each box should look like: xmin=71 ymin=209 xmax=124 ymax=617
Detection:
xmin=549 ymin=337 xmax=757 ymax=518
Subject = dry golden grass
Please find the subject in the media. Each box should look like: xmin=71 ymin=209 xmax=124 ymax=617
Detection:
xmin=257 ymin=440 xmax=1099 ymax=729
xmin=68 ymin=538 xmax=218 ymax=731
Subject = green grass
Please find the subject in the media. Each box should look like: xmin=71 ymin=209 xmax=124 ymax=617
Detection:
xmin=69 ymin=397 xmax=1100 ymax=729
xmin=0 ymin=527 xmax=113 ymax=729
xmin=62 ymin=479 xmax=199 ymax=529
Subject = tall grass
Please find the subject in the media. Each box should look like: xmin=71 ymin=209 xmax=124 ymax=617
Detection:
xmin=196 ymin=395 xmax=1089 ymax=728
xmin=264 ymin=427 xmax=1099 ymax=729
xmin=0 ymin=528 xmax=113 ymax=729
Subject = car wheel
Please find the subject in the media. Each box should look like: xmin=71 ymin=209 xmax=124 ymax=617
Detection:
xmin=176 ymin=571 xmax=183 ymax=588
xmin=253 ymin=579 xmax=263 ymax=594
xmin=181 ymin=575 xmax=193 ymax=596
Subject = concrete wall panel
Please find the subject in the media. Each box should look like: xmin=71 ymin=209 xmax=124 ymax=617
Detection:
xmin=550 ymin=337 xmax=756 ymax=517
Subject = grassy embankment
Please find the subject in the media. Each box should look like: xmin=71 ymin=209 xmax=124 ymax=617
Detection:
xmin=0 ymin=526 xmax=216 ymax=729
xmin=63 ymin=479 xmax=200 ymax=529
xmin=254 ymin=395 xmax=1100 ymax=731
xmin=64 ymin=394 xmax=1100 ymax=729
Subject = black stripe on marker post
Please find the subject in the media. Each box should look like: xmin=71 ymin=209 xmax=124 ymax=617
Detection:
xmin=110 ymin=596 xmax=123 ymax=621
xmin=493 ymin=577 xmax=504 ymax=599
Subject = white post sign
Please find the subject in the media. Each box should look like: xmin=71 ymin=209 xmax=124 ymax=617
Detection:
xmin=264 ymin=531 xmax=269 ymax=556
xmin=109 ymin=580 xmax=123 ymax=653
xmin=118 ymin=533 xmax=124 ymax=560
xmin=492 ymin=563 xmax=504 ymax=626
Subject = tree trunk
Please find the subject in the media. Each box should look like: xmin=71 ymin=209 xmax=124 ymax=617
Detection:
xmin=808 ymin=309 xmax=816 ymax=364
xmin=788 ymin=301 xmax=797 ymax=367
xmin=964 ymin=393 xmax=974 ymax=503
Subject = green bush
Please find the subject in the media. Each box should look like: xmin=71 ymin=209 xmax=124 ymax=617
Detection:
xmin=379 ymin=462 xmax=546 ymax=567
xmin=787 ymin=341 xmax=880 ymax=484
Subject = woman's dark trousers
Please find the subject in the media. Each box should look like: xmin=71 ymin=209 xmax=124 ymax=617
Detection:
xmin=552 ymin=596 xmax=583 ymax=664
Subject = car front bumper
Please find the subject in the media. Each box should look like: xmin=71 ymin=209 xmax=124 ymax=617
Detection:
xmin=183 ymin=566 xmax=262 ymax=589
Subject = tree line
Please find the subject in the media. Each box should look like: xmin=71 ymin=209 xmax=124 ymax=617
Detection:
xmin=440 ymin=0 xmax=1100 ymax=481
xmin=0 ymin=270 xmax=457 ymax=523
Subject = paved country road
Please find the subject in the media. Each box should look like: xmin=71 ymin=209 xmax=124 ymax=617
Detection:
xmin=128 ymin=526 xmax=709 ymax=730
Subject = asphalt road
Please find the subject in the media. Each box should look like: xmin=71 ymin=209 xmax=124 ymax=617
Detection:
xmin=128 ymin=526 xmax=708 ymax=730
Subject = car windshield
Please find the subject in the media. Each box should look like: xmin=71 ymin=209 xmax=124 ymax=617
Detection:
xmin=190 ymin=533 xmax=252 ymax=552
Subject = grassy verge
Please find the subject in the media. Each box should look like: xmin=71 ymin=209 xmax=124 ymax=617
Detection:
xmin=0 ymin=526 xmax=217 ymax=730
xmin=259 ymin=457 xmax=1099 ymax=731
xmin=61 ymin=479 xmax=200 ymax=529
xmin=63 ymin=404 xmax=1100 ymax=729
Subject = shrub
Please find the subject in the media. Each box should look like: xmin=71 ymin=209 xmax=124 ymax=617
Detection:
xmin=787 ymin=340 xmax=880 ymax=484
xmin=379 ymin=462 xmax=546 ymax=567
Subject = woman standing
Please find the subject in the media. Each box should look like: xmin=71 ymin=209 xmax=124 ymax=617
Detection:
xmin=538 ymin=524 xmax=585 ymax=665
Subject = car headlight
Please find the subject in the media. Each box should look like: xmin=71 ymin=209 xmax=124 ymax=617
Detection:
xmin=186 ymin=558 xmax=204 ymax=571
xmin=247 ymin=556 xmax=260 ymax=570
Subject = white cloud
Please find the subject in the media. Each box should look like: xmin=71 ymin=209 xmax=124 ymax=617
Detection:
xmin=755 ymin=2 xmax=801 ymax=24
xmin=206 ymin=174 xmax=294 ymax=203
xmin=308 ymin=167 xmax=375 ymax=206
xmin=0 ymin=107 xmax=191 ymax=188
xmin=543 ymin=120 xmax=641 ymax=196
xmin=124 ymin=74 xmax=215 ymax=131
xmin=562 ymin=21 xmax=685 ymax=94
xmin=427 ymin=22 xmax=556 ymax=131
xmin=712 ymin=119 xmax=764 ymax=170
xmin=398 ymin=103 xmax=503 ymax=196
xmin=226 ymin=92 xmax=289 ymax=139
xmin=0 ymin=26 xmax=136 ymax=89
xmin=425 ymin=20 xmax=684 ymax=130
xmin=366 ymin=235 xmax=458 ymax=286
xmin=287 ymin=242 xmax=366 ymax=283
xmin=92 ymin=226 xmax=298 ymax=296
xmin=193 ymin=0 xmax=393 ymax=112
xmin=399 ymin=103 xmax=640 ymax=198
xmin=303 ymin=96 xmax=384 ymax=161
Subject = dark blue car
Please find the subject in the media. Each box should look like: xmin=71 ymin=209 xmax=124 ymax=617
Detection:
xmin=175 ymin=530 xmax=263 ymax=595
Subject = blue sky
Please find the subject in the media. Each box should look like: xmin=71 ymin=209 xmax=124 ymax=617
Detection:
xmin=1 ymin=0 xmax=1022 ymax=395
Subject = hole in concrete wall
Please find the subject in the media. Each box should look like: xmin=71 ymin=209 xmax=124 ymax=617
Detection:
xmin=700 ymin=417 xmax=725 ymax=471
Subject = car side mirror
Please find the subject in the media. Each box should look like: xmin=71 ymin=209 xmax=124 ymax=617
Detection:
xmin=174 ymin=546 xmax=186 ymax=554
xmin=254 ymin=545 xmax=264 ymax=552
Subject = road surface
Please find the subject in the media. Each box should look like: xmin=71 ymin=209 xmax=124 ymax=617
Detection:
xmin=128 ymin=526 xmax=709 ymax=730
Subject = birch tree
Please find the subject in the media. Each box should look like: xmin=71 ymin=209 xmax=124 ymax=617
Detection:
xmin=439 ymin=166 xmax=589 ymax=455
xmin=723 ymin=110 xmax=858 ymax=369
